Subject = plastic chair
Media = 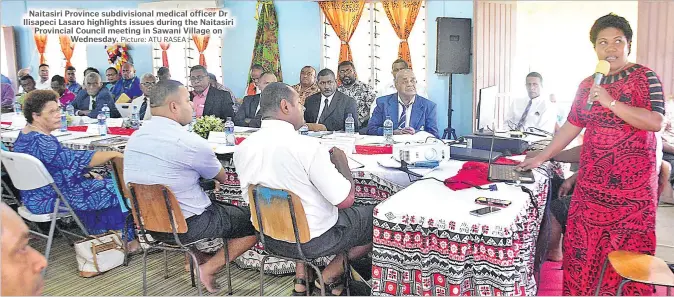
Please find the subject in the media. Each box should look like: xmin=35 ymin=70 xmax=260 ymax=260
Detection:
xmin=0 ymin=150 xmax=89 ymax=274
xmin=127 ymin=183 xmax=232 ymax=296
xmin=248 ymin=185 xmax=351 ymax=296
xmin=595 ymin=250 xmax=674 ymax=296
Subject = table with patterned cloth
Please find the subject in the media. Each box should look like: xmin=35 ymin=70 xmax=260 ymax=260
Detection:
xmin=1 ymin=127 xmax=410 ymax=275
xmin=202 ymin=154 xmax=407 ymax=275
xmin=370 ymin=160 xmax=561 ymax=296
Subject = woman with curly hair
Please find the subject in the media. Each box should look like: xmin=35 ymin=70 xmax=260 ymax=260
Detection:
xmin=519 ymin=13 xmax=665 ymax=295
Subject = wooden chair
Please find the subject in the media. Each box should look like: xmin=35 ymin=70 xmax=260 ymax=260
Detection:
xmin=595 ymin=250 xmax=674 ymax=296
xmin=127 ymin=183 xmax=232 ymax=296
xmin=248 ymin=185 xmax=351 ymax=296
xmin=109 ymin=157 xmax=135 ymax=265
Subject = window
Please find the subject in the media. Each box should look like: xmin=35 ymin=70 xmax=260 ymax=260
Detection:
xmin=321 ymin=1 xmax=427 ymax=92
xmin=144 ymin=1 xmax=222 ymax=87
xmin=43 ymin=34 xmax=87 ymax=84
xmin=151 ymin=33 xmax=223 ymax=87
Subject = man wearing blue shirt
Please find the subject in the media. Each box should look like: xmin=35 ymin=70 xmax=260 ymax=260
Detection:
xmin=65 ymin=66 xmax=82 ymax=95
xmin=110 ymin=63 xmax=142 ymax=100
xmin=124 ymin=80 xmax=257 ymax=293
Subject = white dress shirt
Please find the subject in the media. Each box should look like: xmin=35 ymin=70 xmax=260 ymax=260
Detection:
xmin=124 ymin=116 xmax=222 ymax=218
xmin=505 ymin=95 xmax=557 ymax=134
xmin=234 ymin=120 xmax=351 ymax=240
xmin=371 ymin=82 xmax=428 ymax=117
xmin=397 ymin=95 xmax=415 ymax=129
xmin=131 ymin=95 xmax=152 ymax=120
xmin=35 ymin=78 xmax=51 ymax=90
xmin=318 ymin=93 xmax=335 ymax=122
xmin=89 ymin=96 xmax=96 ymax=110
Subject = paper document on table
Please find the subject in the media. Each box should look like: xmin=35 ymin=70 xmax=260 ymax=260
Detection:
xmin=106 ymin=118 xmax=124 ymax=128
xmin=320 ymin=137 xmax=356 ymax=154
xmin=208 ymin=131 xmax=228 ymax=144
xmin=347 ymin=156 xmax=365 ymax=170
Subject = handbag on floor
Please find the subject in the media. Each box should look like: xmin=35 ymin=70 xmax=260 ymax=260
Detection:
xmin=74 ymin=231 xmax=125 ymax=278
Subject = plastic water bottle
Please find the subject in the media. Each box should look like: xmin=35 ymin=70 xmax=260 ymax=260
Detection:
xmin=14 ymin=101 xmax=21 ymax=115
xmin=188 ymin=111 xmax=197 ymax=132
xmin=383 ymin=115 xmax=394 ymax=143
xmin=130 ymin=105 xmax=140 ymax=130
xmin=66 ymin=104 xmax=74 ymax=116
xmin=101 ymin=104 xmax=110 ymax=119
xmin=224 ymin=117 xmax=235 ymax=146
xmin=299 ymin=124 xmax=309 ymax=136
xmin=345 ymin=113 xmax=355 ymax=134
xmin=97 ymin=112 xmax=107 ymax=136
xmin=60 ymin=107 xmax=67 ymax=132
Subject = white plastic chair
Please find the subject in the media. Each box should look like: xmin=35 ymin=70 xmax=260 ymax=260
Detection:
xmin=0 ymin=150 xmax=89 ymax=274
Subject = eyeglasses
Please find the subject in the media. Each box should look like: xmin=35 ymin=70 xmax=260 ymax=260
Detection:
xmin=141 ymin=82 xmax=156 ymax=86
xmin=189 ymin=75 xmax=207 ymax=82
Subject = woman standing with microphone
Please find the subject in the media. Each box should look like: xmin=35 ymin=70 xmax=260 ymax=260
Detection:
xmin=518 ymin=13 xmax=665 ymax=295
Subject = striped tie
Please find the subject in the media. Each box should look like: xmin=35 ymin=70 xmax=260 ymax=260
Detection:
xmin=398 ymin=103 xmax=411 ymax=129
xmin=516 ymin=99 xmax=533 ymax=130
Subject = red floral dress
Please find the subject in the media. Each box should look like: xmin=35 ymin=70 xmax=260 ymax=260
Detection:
xmin=564 ymin=64 xmax=665 ymax=295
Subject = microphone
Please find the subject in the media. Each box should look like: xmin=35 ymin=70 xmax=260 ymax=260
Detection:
xmin=585 ymin=60 xmax=611 ymax=110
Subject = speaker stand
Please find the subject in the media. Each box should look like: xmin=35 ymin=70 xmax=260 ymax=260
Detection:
xmin=442 ymin=73 xmax=457 ymax=140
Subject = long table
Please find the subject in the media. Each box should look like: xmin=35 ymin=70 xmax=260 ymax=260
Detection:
xmin=2 ymin=118 xmax=559 ymax=292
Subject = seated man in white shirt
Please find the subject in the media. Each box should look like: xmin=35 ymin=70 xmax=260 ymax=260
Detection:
xmin=505 ymin=72 xmax=557 ymax=134
xmin=235 ymin=82 xmax=373 ymax=296
xmin=129 ymin=73 xmax=156 ymax=120
xmin=124 ymin=80 xmax=257 ymax=293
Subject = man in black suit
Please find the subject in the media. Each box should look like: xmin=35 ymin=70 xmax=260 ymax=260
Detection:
xmin=234 ymin=72 xmax=277 ymax=127
xmin=189 ymin=65 xmax=234 ymax=120
xmin=304 ymin=69 xmax=358 ymax=132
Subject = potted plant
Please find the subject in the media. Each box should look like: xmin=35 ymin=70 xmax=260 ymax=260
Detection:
xmin=193 ymin=115 xmax=224 ymax=139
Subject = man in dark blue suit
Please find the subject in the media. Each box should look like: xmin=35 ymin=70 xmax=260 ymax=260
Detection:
xmin=367 ymin=69 xmax=438 ymax=137
xmin=71 ymin=72 xmax=121 ymax=118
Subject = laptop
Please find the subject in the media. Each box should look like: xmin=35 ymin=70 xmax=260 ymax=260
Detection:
xmin=487 ymin=130 xmax=535 ymax=183
xmin=450 ymin=146 xmax=502 ymax=162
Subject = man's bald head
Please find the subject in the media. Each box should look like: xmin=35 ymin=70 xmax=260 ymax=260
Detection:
xmin=17 ymin=68 xmax=30 ymax=78
xmin=1 ymin=203 xmax=47 ymax=296
xmin=121 ymin=63 xmax=136 ymax=80
xmin=394 ymin=69 xmax=417 ymax=98
xmin=258 ymin=72 xmax=278 ymax=93
xmin=148 ymin=80 xmax=193 ymax=126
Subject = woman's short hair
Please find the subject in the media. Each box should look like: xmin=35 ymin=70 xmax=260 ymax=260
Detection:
xmin=590 ymin=13 xmax=633 ymax=51
xmin=23 ymin=90 xmax=59 ymax=124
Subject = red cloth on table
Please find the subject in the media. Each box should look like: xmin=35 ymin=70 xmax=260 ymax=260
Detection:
xmin=1 ymin=121 xmax=11 ymax=125
xmin=354 ymin=145 xmax=393 ymax=155
xmin=67 ymin=126 xmax=136 ymax=136
xmin=235 ymin=137 xmax=245 ymax=145
xmin=444 ymin=158 xmax=520 ymax=190
xmin=67 ymin=126 xmax=87 ymax=132
xmin=108 ymin=127 xmax=136 ymax=136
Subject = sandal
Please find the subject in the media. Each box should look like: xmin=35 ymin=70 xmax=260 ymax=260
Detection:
xmin=292 ymin=277 xmax=314 ymax=296
xmin=314 ymin=277 xmax=347 ymax=296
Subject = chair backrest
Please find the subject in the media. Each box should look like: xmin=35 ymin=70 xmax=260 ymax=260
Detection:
xmin=111 ymin=157 xmax=132 ymax=202
xmin=127 ymin=183 xmax=188 ymax=234
xmin=248 ymin=185 xmax=310 ymax=244
xmin=0 ymin=150 xmax=54 ymax=190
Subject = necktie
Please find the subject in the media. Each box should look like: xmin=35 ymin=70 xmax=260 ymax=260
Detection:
xmin=91 ymin=96 xmax=97 ymax=110
xmin=139 ymin=98 xmax=148 ymax=120
xmin=319 ymin=98 xmax=329 ymax=122
xmin=516 ymin=99 xmax=533 ymax=130
xmin=398 ymin=102 xmax=411 ymax=129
